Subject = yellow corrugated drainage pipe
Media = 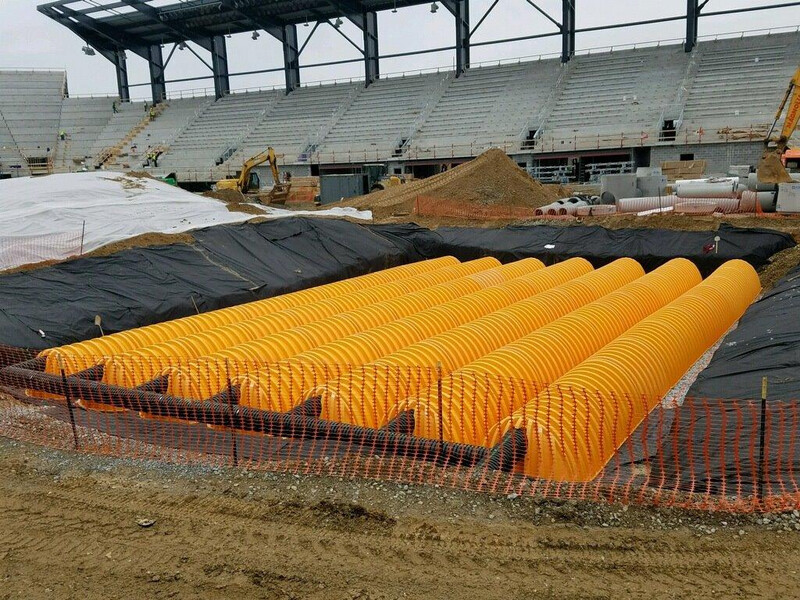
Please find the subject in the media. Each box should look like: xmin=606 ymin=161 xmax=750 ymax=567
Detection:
xmin=101 ymin=257 xmax=488 ymax=392
xmin=404 ymin=258 xmax=701 ymax=447
xmin=165 ymin=257 xmax=510 ymax=400
xmin=40 ymin=256 xmax=457 ymax=378
xmin=313 ymin=258 xmax=594 ymax=428
xmin=234 ymin=258 xmax=551 ymax=412
xmin=496 ymin=259 xmax=761 ymax=483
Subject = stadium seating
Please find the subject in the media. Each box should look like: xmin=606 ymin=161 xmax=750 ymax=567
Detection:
xmin=543 ymin=46 xmax=690 ymax=143
xmin=408 ymin=61 xmax=561 ymax=155
xmin=231 ymin=82 xmax=360 ymax=165
xmin=0 ymin=71 xmax=65 ymax=172
xmin=680 ymin=33 xmax=800 ymax=139
xmin=158 ymin=90 xmax=281 ymax=171
xmin=318 ymin=73 xmax=448 ymax=159
xmin=117 ymin=96 xmax=214 ymax=169
xmin=1 ymin=31 xmax=799 ymax=179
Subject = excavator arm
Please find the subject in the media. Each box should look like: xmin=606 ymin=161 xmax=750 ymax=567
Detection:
xmin=758 ymin=66 xmax=800 ymax=183
xmin=766 ymin=67 xmax=800 ymax=152
xmin=237 ymin=149 xmax=271 ymax=191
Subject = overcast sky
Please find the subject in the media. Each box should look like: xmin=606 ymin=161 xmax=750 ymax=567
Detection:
xmin=1 ymin=0 xmax=797 ymax=98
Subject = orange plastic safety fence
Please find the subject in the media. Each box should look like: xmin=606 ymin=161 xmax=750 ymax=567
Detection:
xmin=0 ymin=349 xmax=798 ymax=514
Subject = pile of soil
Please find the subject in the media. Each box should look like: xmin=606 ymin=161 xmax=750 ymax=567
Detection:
xmin=757 ymin=150 xmax=794 ymax=184
xmin=338 ymin=148 xmax=565 ymax=220
xmin=202 ymin=189 xmax=266 ymax=216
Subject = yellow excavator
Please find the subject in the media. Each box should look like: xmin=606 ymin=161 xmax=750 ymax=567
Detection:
xmin=757 ymin=66 xmax=800 ymax=183
xmin=215 ymin=146 xmax=291 ymax=204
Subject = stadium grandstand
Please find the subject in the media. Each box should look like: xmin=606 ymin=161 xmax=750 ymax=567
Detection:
xmin=0 ymin=1 xmax=798 ymax=183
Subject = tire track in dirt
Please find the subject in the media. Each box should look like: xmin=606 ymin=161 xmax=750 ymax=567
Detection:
xmin=0 ymin=440 xmax=799 ymax=599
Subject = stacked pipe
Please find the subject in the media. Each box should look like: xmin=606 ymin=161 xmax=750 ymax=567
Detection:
xmin=673 ymin=177 xmax=740 ymax=214
xmin=399 ymin=259 xmax=700 ymax=447
xmin=159 ymin=257 xmax=508 ymax=400
xmin=311 ymin=258 xmax=594 ymax=428
xmin=232 ymin=258 xmax=549 ymax=412
xmin=495 ymin=259 xmax=761 ymax=482
xmin=39 ymin=256 xmax=457 ymax=378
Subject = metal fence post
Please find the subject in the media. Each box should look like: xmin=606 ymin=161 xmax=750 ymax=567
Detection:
xmin=757 ymin=376 xmax=768 ymax=503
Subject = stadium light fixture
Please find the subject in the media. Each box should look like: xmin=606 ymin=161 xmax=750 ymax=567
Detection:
xmin=430 ymin=2 xmax=438 ymax=13
xmin=251 ymin=30 xmax=260 ymax=40
xmin=81 ymin=45 xmax=95 ymax=56
xmin=334 ymin=17 xmax=343 ymax=28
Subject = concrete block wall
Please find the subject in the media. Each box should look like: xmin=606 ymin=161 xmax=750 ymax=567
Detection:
xmin=649 ymin=141 xmax=763 ymax=177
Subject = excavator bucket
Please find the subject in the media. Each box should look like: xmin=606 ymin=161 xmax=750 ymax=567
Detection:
xmin=267 ymin=183 xmax=291 ymax=205
xmin=757 ymin=147 xmax=793 ymax=184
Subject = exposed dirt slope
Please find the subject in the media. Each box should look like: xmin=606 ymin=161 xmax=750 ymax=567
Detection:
xmin=0 ymin=436 xmax=798 ymax=600
xmin=339 ymin=148 xmax=565 ymax=219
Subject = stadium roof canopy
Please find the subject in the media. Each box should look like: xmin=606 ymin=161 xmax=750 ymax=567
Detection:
xmin=37 ymin=0 xmax=800 ymax=103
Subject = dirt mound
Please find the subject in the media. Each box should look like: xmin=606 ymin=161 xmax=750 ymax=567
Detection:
xmin=757 ymin=150 xmax=794 ymax=184
xmin=339 ymin=148 xmax=563 ymax=220
xmin=202 ymin=189 xmax=266 ymax=215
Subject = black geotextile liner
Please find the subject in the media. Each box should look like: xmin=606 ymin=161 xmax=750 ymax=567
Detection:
xmin=426 ymin=223 xmax=794 ymax=276
xmin=652 ymin=265 xmax=800 ymax=493
xmin=0 ymin=218 xmax=419 ymax=350
xmin=0 ymin=218 xmax=794 ymax=350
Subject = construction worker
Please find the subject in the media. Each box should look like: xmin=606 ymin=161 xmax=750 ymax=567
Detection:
xmin=59 ymin=130 xmax=66 ymax=141
xmin=149 ymin=106 xmax=156 ymax=121
xmin=112 ymin=100 xmax=118 ymax=114
xmin=144 ymin=101 xmax=148 ymax=113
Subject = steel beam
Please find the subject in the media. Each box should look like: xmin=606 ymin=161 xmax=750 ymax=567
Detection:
xmin=148 ymin=44 xmax=167 ymax=104
xmin=211 ymin=35 xmax=230 ymax=99
xmin=443 ymin=0 xmax=470 ymax=76
xmin=283 ymin=25 xmax=301 ymax=93
xmin=685 ymin=0 xmax=699 ymax=52
xmin=112 ymin=50 xmax=130 ymax=101
xmin=362 ymin=10 xmax=379 ymax=85
xmin=561 ymin=0 xmax=575 ymax=63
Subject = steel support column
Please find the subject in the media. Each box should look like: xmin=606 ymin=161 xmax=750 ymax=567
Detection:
xmin=283 ymin=24 xmax=301 ymax=93
xmin=113 ymin=50 xmax=130 ymax=102
xmin=147 ymin=44 xmax=166 ymax=104
xmin=444 ymin=0 xmax=470 ymax=76
xmin=363 ymin=10 xmax=379 ymax=86
xmin=210 ymin=35 xmax=230 ymax=99
xmin=561 ymin=0 xmax=575 ymax=63
xmin=685 ymin=0 xmax=699 ymax=52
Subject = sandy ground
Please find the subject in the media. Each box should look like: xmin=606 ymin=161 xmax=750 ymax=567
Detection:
xmin=0 ymin=437 xmax=799 ymax=600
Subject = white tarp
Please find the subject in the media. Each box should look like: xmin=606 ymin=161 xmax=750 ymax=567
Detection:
xmin=0 ymin=172 xmax=371 ymax=271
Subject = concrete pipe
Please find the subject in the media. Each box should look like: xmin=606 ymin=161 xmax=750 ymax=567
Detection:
xmin=498 ymin=259 xmax=760 ymax=482
xmin=558 ymin=200 xmax=588 ymax=216
xmin=404 ymin=259 xmax=699 ymax=446
xmin=746 ymin=172 xmax=778 ymax=192
xmin=674 ymin=178 xmax=739 ymax=199
xmin=740 ymin=189 xmax=776 ymax=212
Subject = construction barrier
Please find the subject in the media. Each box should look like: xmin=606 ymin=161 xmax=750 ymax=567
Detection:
xmin=0 ymin=347 xmax=798 ymax=513
xmin=0 ymin=256 xmax=794 ymax=513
